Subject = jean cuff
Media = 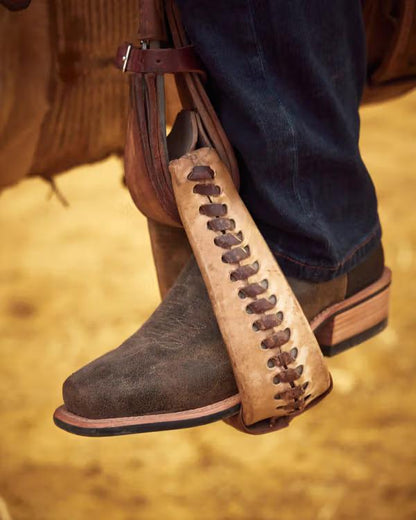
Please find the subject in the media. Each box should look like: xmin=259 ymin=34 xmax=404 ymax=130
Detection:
xmin=269 ymin=224 xmax=382 ymax=282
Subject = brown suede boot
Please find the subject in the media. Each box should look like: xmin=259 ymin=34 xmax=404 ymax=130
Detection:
xmin=54 ymin=244 xmax=390 ymax=436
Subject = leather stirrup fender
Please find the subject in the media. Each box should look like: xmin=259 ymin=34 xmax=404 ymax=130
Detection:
xmin=169 ymin=147 xmax=332 ymax=431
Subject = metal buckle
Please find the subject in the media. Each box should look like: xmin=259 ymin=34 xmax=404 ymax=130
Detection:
xmin=121 ymin=44 xmax=132 ymax=73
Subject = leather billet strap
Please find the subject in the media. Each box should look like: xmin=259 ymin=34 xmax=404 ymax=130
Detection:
xmin=169 ymin=147 xmax=332 ymax=429
xmin=115 ymin=43 xmax=206 ymax=77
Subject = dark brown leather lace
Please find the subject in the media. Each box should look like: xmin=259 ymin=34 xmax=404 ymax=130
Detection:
xmin=187 ymin=165 xmax=311 ymax=418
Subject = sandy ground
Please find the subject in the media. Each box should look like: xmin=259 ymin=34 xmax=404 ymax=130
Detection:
xmin=1 ymin=93 xmax=416 ymax=520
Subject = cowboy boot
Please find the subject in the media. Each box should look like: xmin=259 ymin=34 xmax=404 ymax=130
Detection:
xmin=53 ymin=150 xmax=390 ymax=436
xmin=54 ymin=242 xmax=388 ymax=436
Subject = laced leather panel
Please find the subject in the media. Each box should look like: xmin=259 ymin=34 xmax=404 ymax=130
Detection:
xmin=169 ymin=147 xmax=331 ymax=427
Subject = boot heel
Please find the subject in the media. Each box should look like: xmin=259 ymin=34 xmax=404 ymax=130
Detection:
xmin=315 ymin=271 xmax=391 ymax=356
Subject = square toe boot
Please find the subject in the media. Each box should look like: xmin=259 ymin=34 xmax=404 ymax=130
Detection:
xmin=55 ymin=244 xmax=390 ymax=436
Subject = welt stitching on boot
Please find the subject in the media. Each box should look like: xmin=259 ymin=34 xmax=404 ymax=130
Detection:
xmin=169 ymin=147 xmax=332 ymax=427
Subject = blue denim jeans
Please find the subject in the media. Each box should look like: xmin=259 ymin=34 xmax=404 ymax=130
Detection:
xmin=175 ymin=0 xmax=382 ymax=282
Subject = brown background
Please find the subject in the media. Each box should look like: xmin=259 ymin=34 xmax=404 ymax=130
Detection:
xmin=1 ymin=93 xmax=415 ymax=520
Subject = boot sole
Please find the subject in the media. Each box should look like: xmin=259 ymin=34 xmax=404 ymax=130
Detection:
xmin=312 ymin=267 xmax=391 ymax=356
xmin=53 ymin=267 xmax=391 ymax=437
xmin=53 ymin=395 xmax=241 ymax=437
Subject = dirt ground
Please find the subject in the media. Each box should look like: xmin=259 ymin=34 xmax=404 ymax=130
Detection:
xmin=1 ymin=93 xmax=416 ymax=520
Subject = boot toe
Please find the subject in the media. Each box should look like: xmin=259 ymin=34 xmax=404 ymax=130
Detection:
xmin=62 ymin=358 xmax=123 ymax=420
xmin=61 ymin=257 xmax=238 ymax=420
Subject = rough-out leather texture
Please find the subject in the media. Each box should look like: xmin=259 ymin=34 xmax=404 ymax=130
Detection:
xmin=63 ymin=243 xmax=384 ymax=422
xmin=63 ymin=257 xmax=238 ymax=420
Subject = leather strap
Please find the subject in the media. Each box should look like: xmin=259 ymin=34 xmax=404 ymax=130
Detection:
xmin=115 ymin=43 xmax=205 ymax=76
xmin=122 ymin=0 xmax=240 ymax=227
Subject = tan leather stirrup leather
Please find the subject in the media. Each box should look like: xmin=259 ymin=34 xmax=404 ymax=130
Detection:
xmin=169 ymin=147 xmax=332 ymax=433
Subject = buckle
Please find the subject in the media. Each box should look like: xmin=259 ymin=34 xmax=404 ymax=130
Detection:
xmin=121 ymin=44 xmax=132 ymax=73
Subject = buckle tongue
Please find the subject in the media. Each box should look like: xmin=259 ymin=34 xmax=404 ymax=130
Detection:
xmin=121 ymin=44 xmax=132 ymax=73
